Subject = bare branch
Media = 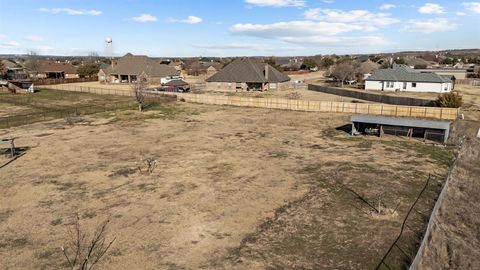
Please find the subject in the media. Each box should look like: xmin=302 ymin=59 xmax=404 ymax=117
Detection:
xmin=61 ymin=214 xmax=116 ymax=270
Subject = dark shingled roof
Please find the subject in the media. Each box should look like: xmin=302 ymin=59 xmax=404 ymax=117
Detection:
xmin=111 ymin=53 xmax=179 ymax=77
xmin=38 ymin=61 xmax=77 ymax=74
xmin=366 ymin=64 xmax=452 ymax=83
xmin=206 ymin=58 xmax=290 ymax=83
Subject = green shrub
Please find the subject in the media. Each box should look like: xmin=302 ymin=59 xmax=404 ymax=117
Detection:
xmin=435 ymin=92 xmax=463 ymax=108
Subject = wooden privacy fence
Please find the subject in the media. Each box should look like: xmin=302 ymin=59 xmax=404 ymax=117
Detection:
xmin=35 ymin=77 xmax=98 ymax=85
xmin=40 ymin=84 xmax=134 ymax=96
xmin=455 ymin=79 xmax=480 ymax=86
xmin=41 ymin=85 xmax=460 ymax=120
xmin=171 ymin=93 xmax=459 ymax=120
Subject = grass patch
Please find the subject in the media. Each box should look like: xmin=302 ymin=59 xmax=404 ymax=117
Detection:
xmin=0 ymin=237 xmax=29 ymax=249
xmin=50 ymin=218 xmax=62 ymax=226
xmin=379 ymin=140 xmax=454 ymax=167
xmin=147 ymin=103 xmax=183 ymax=119
xmin=357 ymin=140 xmax=373 ymax=149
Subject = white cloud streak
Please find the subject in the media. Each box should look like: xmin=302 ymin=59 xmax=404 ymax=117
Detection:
xmin=39 ymin=8 xmax=102 ymax=16
xmin=418 ymin=3 xmax=445 ymax=14
xmin=463 ymin=2 xmax=480 ymax=14
xmin=304 ymin=9 xmax=399 ymax=28
xmin=132 ymin=14 xmax=157 ymax=23
xmin=380 ymin=4 xmax=396 ymax=10
xmin=403 ymin=18 xmax=457 ymax=33
xmin=245 ymin=0 xmax=306 ymax=7
xmin=168 ymin=16 xmax=203 ymax=24
xmin=231 ymin=21 xmax=389 ymax=46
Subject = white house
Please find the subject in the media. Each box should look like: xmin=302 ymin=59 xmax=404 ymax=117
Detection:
xmin=365 ymin=64 xmax=453 ymax=93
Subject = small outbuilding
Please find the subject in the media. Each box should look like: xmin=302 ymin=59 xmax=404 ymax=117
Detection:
xmin=351 ymin=115 xmax=451 ymax=143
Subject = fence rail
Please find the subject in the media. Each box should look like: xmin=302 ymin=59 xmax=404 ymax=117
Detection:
xmin=0 ymin=102 xmax=136 ymax=129
xmin=35 ymin=77 xmax=98 ymax=85
xmin=39 ymin=85 xmax=460 ymax=120
xmin=455 ymin=79 xmax=480 ymax=86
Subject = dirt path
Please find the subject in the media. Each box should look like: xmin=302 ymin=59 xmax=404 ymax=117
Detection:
xmin=415 ymin=119 xmax=480 ymax=269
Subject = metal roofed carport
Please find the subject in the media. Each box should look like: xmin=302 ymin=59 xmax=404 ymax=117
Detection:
xmin=351 ymin=115 xmax=452 ymax=143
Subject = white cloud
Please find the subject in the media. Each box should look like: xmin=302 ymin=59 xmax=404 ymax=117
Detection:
xmin=24 ymin=35 xmax=44 ymax=42
xmin=232 ymin=21 xmax=363 ymax=37
xmin=193 ymin=43 xmax=276 ymax=50
xmin=231 ymin=21 xmax=389 ymax=46
xmin=245 ymin=0 xmax=306 ymax=7
xmin=463 ymin=2 xmax=480 ymax=14
xmin=418 ymin=3 xmax=445 ymax=14
xmin=132 ymin=14 xmax=157 ymax=23
xmin=304 ymin=9 xmax=399 ymax=27
xmin=168 ymin=16 xmax=203 ymax=24
xmin=456 ymin=11 xmax=466 ymax=16
xmin=183 ymin=16 xmax=203 ymax=24
xmin=403 ymin=18 xmax=457 ymax=33
xmin=380 ymin=4 xmax=396 ymax=10
xmin=39 ymin=8 xmax=102 ymax=16
xmin=0 ymin=41 xmax=21 ymax=50
xmin=0 ymin=34 xmax=7 ymax=40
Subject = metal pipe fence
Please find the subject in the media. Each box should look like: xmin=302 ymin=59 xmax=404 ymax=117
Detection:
xmin=0 ymin=102 xmax=136 ymax=129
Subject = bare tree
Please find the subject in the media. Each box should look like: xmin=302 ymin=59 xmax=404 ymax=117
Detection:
xmin=24 ymin=51 xmax=41 ymax=79
xmin=331 ymin=62 xmax=356 ymax=88
xmin=61 ymin=214 xmax=116 ymax=270
xmin=0 ymin=61 xmax=7 ymax=79
xmin=131 ymin=74 xmax=149 ymax=112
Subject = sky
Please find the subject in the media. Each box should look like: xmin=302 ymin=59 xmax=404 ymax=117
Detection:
xmin=0 ymin=0 xmax=479 ymax=57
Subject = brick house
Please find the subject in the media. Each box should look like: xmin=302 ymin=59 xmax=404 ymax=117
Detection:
xmin=98 ymin=53 xmax=179 ymax=84
xmin=205 ymin=58 xmax=291 ymax=92
xmin=36 ymin=61 xmax=78 ymax=79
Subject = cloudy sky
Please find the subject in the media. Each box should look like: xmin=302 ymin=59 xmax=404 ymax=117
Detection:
xmin=0 ymin=0 xmax=479 ymax=56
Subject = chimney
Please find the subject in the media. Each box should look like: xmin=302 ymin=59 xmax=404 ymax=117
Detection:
xmin=111 ymin=60 xmax=117 ymax=69
xmin=265 ymin=64 xmax=269 ymax=81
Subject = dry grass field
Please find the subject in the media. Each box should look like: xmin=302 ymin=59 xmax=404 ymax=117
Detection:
xmin=0 ymin=99 xmax=453 ymax=270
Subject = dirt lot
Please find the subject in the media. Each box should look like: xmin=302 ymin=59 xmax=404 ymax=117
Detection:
xmin=456 ymin=85 xmax=480 ymax=110
xmin=0 ymin=101 xmax=452 ymax=270
xmin=217 ymin=88 xmax=367 ymax=103
xmin=0 ymin=103 xmax=42 ymax=118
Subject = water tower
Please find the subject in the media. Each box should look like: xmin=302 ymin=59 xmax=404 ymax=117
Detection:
xmin=105 ymin=37 xmax=114 ymax=59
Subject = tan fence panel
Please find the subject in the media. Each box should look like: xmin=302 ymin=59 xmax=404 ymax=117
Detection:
xmin=40 ymin=85 xmax=459 ymax=120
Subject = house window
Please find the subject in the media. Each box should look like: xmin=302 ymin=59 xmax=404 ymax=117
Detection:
xmin=412 ymin=83 xmax=417 ymax=88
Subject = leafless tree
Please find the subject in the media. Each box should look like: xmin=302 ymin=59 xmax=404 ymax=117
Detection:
xmin=131 ymin=74 xmax=149 ymax=112
xmin=0 ymin=61 xmax=7 ymax=78
xmin=24 ymin=51 xmax=41 ymax=79
xmin=61 ymin=214 xmax=116 ymax=270
xmin=331 ymin=62 xmax=356 ymax=88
